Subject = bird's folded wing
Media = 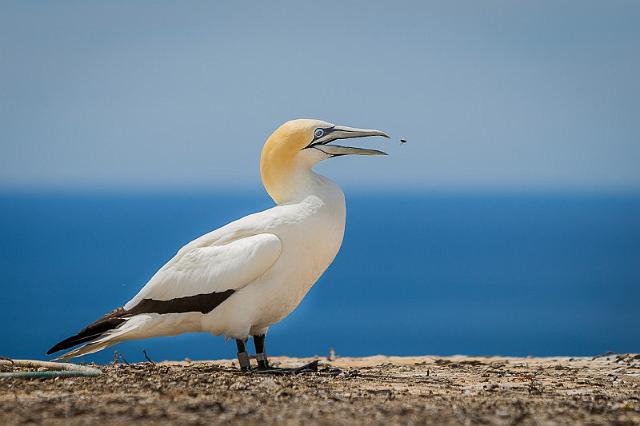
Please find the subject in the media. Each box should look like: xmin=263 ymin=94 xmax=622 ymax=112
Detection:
xmin=124 ymin=233 xmax=282 ymax=310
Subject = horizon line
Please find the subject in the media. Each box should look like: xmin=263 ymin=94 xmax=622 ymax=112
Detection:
xmin=1 ymin=184 xmax=639 ymax=197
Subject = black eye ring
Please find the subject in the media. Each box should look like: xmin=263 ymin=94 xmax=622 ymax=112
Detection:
xmin=314 ymin=128 xmax=325 ymax=139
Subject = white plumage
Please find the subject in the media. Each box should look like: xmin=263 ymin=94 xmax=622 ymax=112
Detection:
xmin=49 ymin=119 xmax=388 ymax=364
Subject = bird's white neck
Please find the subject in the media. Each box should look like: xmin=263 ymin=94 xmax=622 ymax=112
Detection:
xmin=265 ymin=161 xmax=342 ymax=205
xmin=260 ymin=143 xmax=344 ymax=205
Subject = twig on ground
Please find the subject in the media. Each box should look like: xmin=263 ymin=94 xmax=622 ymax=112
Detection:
xmin=0 ymin=356 xmax=15 ymax=365
xmin=327 ymin=348 xmax=336 ymax=361
xmin=112 ymin=351 xmax=130 ymax=365
xmin=592 ymin=351 xmax=616 ymax=360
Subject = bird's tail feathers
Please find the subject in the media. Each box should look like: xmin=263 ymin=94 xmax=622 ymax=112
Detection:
xmin=54 ymin=338 xmax=116 ymax=360
xmin=49 ymin=305 xmax=157 ymax=360
xmin=53 ymin=314 xmax=153 ymax=360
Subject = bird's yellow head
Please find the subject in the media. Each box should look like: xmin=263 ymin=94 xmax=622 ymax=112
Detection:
xmin=261 ymin=119 xmax=389 ymax=203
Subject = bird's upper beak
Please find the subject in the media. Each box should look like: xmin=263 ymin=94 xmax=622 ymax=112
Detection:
xmin=308 ymin=125 xmax=389 ymax=157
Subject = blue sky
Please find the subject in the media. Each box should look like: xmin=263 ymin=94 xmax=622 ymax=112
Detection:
xmin=1 ymin=1 xmax=639 ymax=192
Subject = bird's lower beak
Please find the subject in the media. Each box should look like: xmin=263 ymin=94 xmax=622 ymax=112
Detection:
xmin=315 ymin=125 xmax=389 ymax=156
xmin=316 ymin=144 xmax=387 ymax=156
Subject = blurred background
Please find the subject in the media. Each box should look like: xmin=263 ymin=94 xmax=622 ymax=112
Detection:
xmin=1 ymin=1 xmax=638 ymax=363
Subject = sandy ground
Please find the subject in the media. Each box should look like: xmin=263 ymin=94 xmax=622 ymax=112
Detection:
xmin=1 ymin=353 xmax=640 ymax=425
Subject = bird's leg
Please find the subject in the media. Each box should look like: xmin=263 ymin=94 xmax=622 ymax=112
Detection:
xmin=253 ymin=334 xmax=269 ymax=369
xmin=235 ymin=339 xmax=251 ymax=371
xmin=252 ymin=334 xmax=318 ymax=374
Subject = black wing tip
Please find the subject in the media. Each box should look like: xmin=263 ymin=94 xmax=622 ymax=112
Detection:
xmin=47 ymin=336 xmax=74 ymax=354
xmin=46 ymin=307 xmax=127 ymax=355
xmin=46 ymin=342 xmax=65 ymax=355
xmin=46 ymin=333 xmax=94 ymax=355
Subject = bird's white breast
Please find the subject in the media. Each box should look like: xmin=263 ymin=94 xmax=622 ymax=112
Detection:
xmin=202 ymin=176 xmax=346 ymax=338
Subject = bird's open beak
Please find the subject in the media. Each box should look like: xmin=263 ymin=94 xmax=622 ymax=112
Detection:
xmin=310 ymin=125 xmax=389 ymax=156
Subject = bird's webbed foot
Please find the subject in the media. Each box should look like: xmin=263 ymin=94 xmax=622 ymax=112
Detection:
xmin=254 ymin=359 xmax=319 ymax=375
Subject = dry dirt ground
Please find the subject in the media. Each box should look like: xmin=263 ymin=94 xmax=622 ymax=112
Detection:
xmin=1 ymin=354 xmax=640 ymax=425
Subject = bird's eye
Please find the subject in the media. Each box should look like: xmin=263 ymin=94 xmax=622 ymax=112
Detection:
xmin=314 ymin=128 xmax=325 ymax=139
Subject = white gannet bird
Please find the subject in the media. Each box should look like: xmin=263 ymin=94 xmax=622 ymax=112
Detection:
xmin=48 ymin=119 xmax=388 ymax=372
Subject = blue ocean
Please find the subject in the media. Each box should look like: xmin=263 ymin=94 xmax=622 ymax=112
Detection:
xmin=1 ymin=191 xmax=638 ymax=363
